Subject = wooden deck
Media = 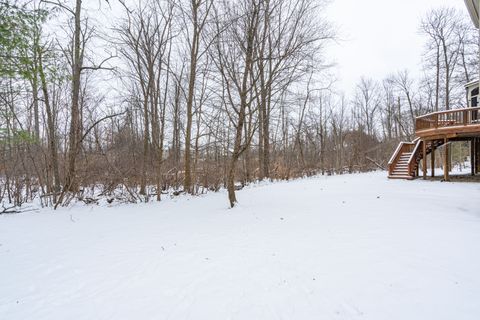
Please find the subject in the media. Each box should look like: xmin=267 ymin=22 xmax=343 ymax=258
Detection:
xmin=415 ymin=106 xmax=480 ymax=139
xmin=388 ymin=107 xmax=480 ymax=180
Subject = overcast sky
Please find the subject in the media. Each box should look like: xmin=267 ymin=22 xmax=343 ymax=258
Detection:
xmin=95 ymin=0 xmax=470 ymax=96
xmin=325 ymin=0 xmax=468 ymax=95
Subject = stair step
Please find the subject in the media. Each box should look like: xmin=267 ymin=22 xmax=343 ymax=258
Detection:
xmin=388 ymin=175 xmax=414 ymax=180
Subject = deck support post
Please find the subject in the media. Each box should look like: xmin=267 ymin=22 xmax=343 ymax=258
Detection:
xmin=476 ymin=138 xmax=479 ymax=174
xmin=422 ymin=140 xmax=427 ymax=179
xmin=431 ymin=144 xmax=435 ymax=177
xmin=443 ymin=137 xmax=449 ymax=181
xmin=471 ymin=138 xmax=475 ymax=176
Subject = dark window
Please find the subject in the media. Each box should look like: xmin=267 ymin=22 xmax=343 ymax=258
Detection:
xmin=472 ymin=87 xmax=479 ymax=96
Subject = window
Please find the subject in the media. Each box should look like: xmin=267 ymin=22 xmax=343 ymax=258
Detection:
xmin=471 ymin=86 xmax=479 ymax=108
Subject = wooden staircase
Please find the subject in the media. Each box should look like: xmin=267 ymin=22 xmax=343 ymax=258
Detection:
xmin=388 ymin=138 xmax=444 ymax=179
xmin=389 ymin=151 xmax=414 ymax=179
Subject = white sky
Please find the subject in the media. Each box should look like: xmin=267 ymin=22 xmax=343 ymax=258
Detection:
xmin=91 ymin=0 xmax=470 ymax=97
xmin=325 ymin=0 xmax=468 ymax=95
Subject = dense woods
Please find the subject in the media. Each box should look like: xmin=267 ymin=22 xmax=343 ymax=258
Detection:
xmin=0 ymin=0 xmax=478 ymax=208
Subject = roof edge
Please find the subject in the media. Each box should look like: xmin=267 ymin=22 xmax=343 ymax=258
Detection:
xmin=464 ymin=0 xmax=479 ymax=28
xmin=465 ymin=79 xmax=480 ymax=89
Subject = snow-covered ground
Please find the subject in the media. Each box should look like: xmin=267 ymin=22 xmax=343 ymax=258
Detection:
xmin=1 ymin=171 xmax=480 ymax=320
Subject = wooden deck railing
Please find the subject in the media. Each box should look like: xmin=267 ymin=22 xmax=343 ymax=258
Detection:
xmin=415 ymin=106 xmax=480 ymax=132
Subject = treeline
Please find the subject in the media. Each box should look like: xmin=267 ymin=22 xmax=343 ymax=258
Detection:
xmin=0 ymin=1 xmax=477 ymax=208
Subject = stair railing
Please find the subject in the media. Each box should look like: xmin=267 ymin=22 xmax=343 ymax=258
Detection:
xmin=407 ymin=139 xmax=422 ymax=176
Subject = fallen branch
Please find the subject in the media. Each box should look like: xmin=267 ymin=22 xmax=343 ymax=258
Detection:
xmin=1 ymin=205 xmax=19 ymax=214
xmin=1 ymin=205 xmax=39 ymax=214
xmin=366 ymin=156 xmax=385 ymax=170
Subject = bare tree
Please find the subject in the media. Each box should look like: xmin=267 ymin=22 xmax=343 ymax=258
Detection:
xmin=211 ymin=0 xmax=261 ymax=207
xmin=116 ymin=0 xmax=174 ymax=198
xmin=179 ymin=0 xmax=213 ymax=194
xmin=420 ymin=7 xmax=463 ymax=111
xmin=354 ymin=77 xmax=380 ymax=138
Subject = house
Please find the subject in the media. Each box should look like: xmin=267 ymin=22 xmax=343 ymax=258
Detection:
xmin=388 ymin=1 xmax=479 ymax=181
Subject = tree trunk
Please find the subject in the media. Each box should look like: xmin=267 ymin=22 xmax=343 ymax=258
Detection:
xmin=38 ymin=48 xmax=60 ymax=193
xmin=184 ymin=1 xmax=201 ymax=194
xmin=65 ymin=0 xmax=83 ymax=192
